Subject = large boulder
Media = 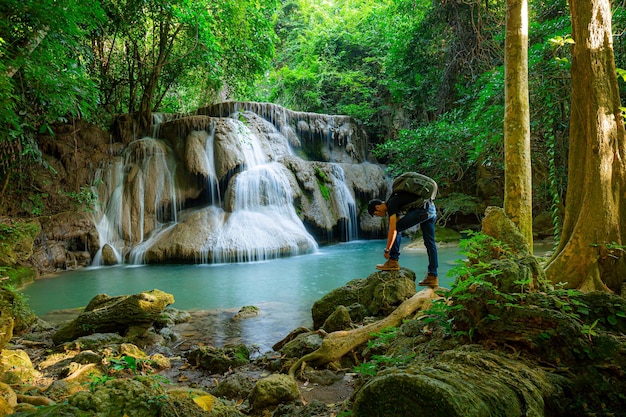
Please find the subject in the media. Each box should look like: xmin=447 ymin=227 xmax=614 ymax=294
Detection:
xmin=52 ymin=289 xmax=174 ymax=345
xmin=311 ymin=269 xmax=417 ymax=329
xmin=248 ymin=373 xmax=301 ymax=412
xmin=352 ymin=346 xmax=561 ymax=417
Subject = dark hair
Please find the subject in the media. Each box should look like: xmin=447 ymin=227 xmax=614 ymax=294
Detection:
xmin=368 ymin=199 xmax=383 ymax=216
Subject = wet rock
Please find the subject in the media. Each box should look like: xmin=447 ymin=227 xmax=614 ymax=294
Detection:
xmin=100 ymin=244 xmax=117 ymax=265
xmin=233 ymin=305 xmax=260 ymax=320
xmin=30 ymin=212 xmax=97 ymax=274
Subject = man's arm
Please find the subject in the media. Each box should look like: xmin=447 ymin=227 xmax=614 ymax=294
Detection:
xmin=384 ymin=214 xmax=398 ymax=258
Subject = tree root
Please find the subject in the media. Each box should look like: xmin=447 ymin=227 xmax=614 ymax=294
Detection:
xmin=288 ymin=287 xmax=439 ymax=379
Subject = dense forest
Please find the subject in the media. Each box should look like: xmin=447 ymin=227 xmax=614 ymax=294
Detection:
xmin=1 ymin=0 xmax=626 ymax=279
xmin=0 ymin=0 xmax=626 ymax=221
xmin=3 ymin=2 xmax=626 ymax=416
xmin=5 ymin=0 xmax=626 ymax=219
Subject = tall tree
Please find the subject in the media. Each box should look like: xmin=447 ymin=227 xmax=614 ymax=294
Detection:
xmin=545 ymin=0 xmax=626 ymax=293
xmin=0 ymin=0 xmax=104 ymax=203
xmin=503 ymin=0 xmax=533 ymax=250
xmin=93 ymin=0 xmax=278 ymax=135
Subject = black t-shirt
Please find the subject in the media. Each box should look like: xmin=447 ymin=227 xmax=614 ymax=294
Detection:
xmin=386 ymin=192 xmax=419 ymax=216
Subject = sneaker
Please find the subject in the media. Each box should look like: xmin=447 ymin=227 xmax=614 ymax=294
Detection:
xmin=418 ymin=273 xmax=438 ymax=287
xmin=375 ymin=259 xmax=400 ymax=271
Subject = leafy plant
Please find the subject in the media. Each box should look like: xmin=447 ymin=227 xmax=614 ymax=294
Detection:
xmin=88 ymin=374 xmax=114 ymax=391
xmin=581 ymin=319 xmax=599 ymax=342
xmin=108 ymin=355 xmax=139 ymax=373
xmin=60 ymin=186 xmax=99 ymax=212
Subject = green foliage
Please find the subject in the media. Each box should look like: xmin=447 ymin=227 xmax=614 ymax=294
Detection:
xmin=94 ymin=0 xmax=278 ymax=116
xmin=0 ymin=284 xmax=36 ymax=330
xmin=315 ymin=167 xmax=331 ymax=201
xmin=88 ymin=374 xmax=115 ymax=391
xmin=353 ymin=326 xmax=414 ymax=377
xmin=0 ymin=0 xmax=105 ymax=192
xmin=1 ymin=0 xmax=279 ymax=197
xmin=366 ymin=326 xmax=398 ymax=349
xmin=373 ymin=66 xmax=506 ymax=187
xmin=258 ymin=0 xmax=392 ymax=134
xmin=354 ymin=353 xmax=415 ymax=376
xmin=431 ymin=192 xmax=484 ymax=227
xmin=109 ymin=355 xmax=139 ymax=373
xmin=59 ymin=186 xmax=99 ymax=213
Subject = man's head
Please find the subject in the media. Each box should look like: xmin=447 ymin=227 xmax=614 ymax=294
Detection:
xmin=368 ymin=199 xmax=387 ymax=217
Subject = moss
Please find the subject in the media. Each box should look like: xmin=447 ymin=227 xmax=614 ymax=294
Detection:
xmin=185 ymin=345 xmax=250 ymax=374
xmin=314 ymin=167 xmax=331 ymax=201
xmin=2 ymin=266 xmax=37 ymax=288
xmin=0 ymin=285 xmax=36 ymax=333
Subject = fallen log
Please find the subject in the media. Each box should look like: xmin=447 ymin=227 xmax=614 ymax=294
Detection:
xmin=288 ymin=287 xmax=439 ymax=378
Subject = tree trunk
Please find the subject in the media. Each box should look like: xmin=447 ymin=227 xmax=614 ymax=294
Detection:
xmin=288 ymin=288 xmax=438 ymax=379
xmin=136 ymin=17 xmax=180 ymax=136
xmin=545 ymin=0 xmax=626 ymax=293
xmin=503 ymin=0 xmax=533 ymax=251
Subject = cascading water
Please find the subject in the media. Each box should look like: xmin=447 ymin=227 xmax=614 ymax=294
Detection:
xmin=329 ymin=165 xmax=359 ymax=241
xmin=200 ymin=122 xmax=317 ymax=262
xmin=90 ymin=102 xmax=388 ymax=266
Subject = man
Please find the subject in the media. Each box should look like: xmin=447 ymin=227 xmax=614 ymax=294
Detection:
xmin=368 ymin=189 xmax=439 ymax=287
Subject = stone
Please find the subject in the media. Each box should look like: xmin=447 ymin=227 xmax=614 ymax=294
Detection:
xmin=248 ymin=373 xmax=300 ymax=411
xmin=0 ymin=349 xmax=41 ymax=384
xmin=352 ymin=346 xmax=558 ymax=417
xmin=51 ymin=289 xmax=175 ymax=345
xmin=185 ymin=344 xmax=250 ymax=374
xmin=321 ymin=305 xmax=352 ymax=332
xmin=311 ymin=269 xmax=416 ymax=329
xmin=100 ymin=244 xmax=118 ymax=265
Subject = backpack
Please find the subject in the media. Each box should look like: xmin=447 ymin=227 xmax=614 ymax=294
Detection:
xmin=392 ymin=172 xmax=438 ymax=204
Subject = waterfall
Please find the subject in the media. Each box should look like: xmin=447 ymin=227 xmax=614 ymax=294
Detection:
xmin=91 ymin=159 xmax=124 ymax=265
xmin=202 ymin=129 xmax=317 ymax=263
xmin=330 ymin=164 xmax=359 ymax=242
xmin=204 ymin=124 xmax=221 ymax=204
xmin=91 ymin=137 xmax=182 ymax=265
xmin=90 ymin=102 xmax=385 ymax=266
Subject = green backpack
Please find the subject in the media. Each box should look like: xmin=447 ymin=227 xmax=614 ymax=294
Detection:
xmin=392 ymin=172 xmax=438 ymax=203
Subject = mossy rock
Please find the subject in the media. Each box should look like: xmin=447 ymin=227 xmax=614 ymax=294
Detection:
xmin=0 ymin=285 xmax=36 ymax=337
xmin=9 ymin=403 xmax=92 ymax=416
xmin=68 ymin=377 xmax=161 ymax=416
xmin=0 ymin=220 xmax=41 ymax=267
xmin=311 ymin=269 xmax=416 ymax=329
xmin=52 ymin=289 xmax=175 ymax=344
xmin=185 ymin=344 xmax=250 ymax=374
xmin=353 ymin=346 xmax=561 ymax=417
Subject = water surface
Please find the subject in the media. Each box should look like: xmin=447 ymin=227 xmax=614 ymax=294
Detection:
xmin=23 ymin=240 xmax=463 ymax=349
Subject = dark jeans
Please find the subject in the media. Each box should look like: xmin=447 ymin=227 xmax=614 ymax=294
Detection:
xmin=389 ymin=203 xmax=438 ymax=276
